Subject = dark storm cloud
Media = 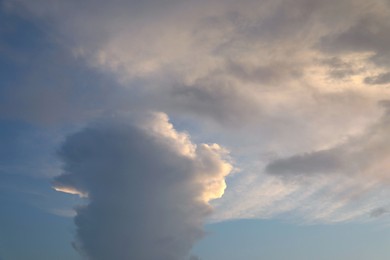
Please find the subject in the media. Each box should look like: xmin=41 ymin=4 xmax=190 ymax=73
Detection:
xmin=53 ymin=113 xmax=232 ymax=260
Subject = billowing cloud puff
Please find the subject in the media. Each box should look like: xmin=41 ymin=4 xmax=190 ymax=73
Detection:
xmin=53 ymin=112 xmax=232 ymax=259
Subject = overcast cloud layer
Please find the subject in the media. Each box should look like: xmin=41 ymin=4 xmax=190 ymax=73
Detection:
xmin=3 ymin=0 xmax=390 ymax=257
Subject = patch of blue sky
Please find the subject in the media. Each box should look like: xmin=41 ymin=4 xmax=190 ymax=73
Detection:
xmin=0 ymin=191 xmax=80 ymax=260
xmin=193 ymin=219 xmax=390 ymax=260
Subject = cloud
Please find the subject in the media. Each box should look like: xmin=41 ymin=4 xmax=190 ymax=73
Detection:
xmin=265 ymin=149 xmax=343 ymax=176
xmin=370 ymin=207 xmax=388 ymax=218
xmin=265 ymin=101 xmax=390 ymax=180
xmin=320 ymin=57 xmax=363 ymax=79
xmin=319 ymin=15 xmax=390 ymax=56
xmin=4 ymin=0 xmax=390 ymax=128
xmin=53 ymin=112 xmax=232 ymax=259
xmin=5 ymin=0 xmax=390 ymax=225
xmin=318 ymin=5 xmax=390 ymax=74
xmin=242 ymin=102 xmax=390 ymax=222
xmin=364 ymin=71 xmax=390 ymax=85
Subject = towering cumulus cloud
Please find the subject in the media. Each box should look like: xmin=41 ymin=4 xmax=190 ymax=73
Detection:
xmin=53 ymin=112 xmax=232 ymax=260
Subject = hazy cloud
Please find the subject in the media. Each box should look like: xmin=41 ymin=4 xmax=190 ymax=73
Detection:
xmin=364 ymin=71 xmax=390 ymax=85
xmin=370 ymin=207 xmax=388 ymax=218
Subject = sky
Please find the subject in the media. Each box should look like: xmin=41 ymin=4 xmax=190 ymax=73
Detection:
xmin=1 ymin=0 xmax=390 ymax=259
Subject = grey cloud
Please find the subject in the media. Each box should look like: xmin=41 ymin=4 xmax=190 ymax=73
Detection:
xmin=169 ymin=78 xmax=263 ymax=126
xmin=319 ymin=13 xmax=390 ymax=67
xmin=5 ymin=0 xmax=387 ymax=128
xmin=4 ymin=0 xmax=268 ymax=127
xmin=266 ymin=102 xmax=390 ymax=180
xmin=226 ymin=0 xmax=353 ymax=44
xmin=320 ymin=17 xmax=390 ymax=53
xmin=266 ymin=149 xmax=343 ymax=176
xmin=328 ymin=69 xmax=356 ymax=80
xmin=53 ymin=113 xmax=232 ymax=260
xmin=226 ymin=60 xmax=303 ymax=85
xmin=320 ymin=57 xmax=362 ymax=79
xmin=379 ymin=99 xmax=390 ymax=111
xmin=370 ymin=207 xmax=388 ymax=218
xmin=364 ymin=71 xmax=390 ymax=85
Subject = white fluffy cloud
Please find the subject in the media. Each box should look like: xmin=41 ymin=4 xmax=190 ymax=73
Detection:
xmin=53 ymin=113 xmax=232 ymax=259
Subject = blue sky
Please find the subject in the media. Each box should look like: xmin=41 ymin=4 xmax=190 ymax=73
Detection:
xmin=194 ymin=220 xmax=390 ymax=260
xmin=1 ymin=0 xmax=390 ymax=259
